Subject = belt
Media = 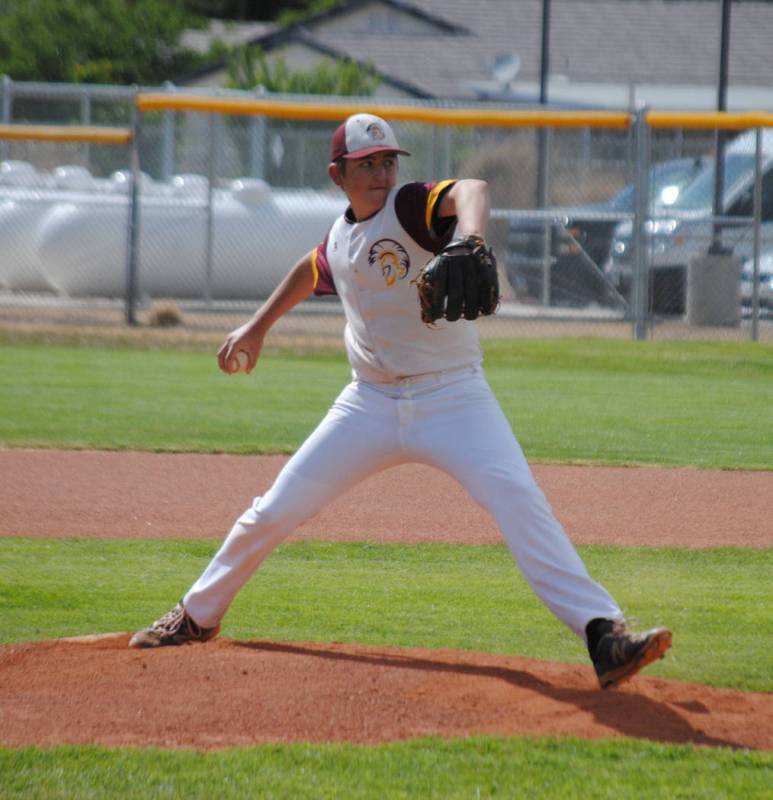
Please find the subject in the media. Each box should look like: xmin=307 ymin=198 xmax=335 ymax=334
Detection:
xmin=362 ymin=363 xmax=481 ymax=395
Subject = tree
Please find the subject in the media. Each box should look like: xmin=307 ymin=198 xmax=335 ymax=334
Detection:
xmin=226 ymin=45 xmax=378 ymax=95
xmin=182 ymin=1 xmax=339 ymax=23
xmin=276 ymin=0 xmax=344 ymax=25
xmin=0 ymin=0 xmax=207 ymax=84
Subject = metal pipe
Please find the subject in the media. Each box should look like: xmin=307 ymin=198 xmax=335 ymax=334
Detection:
xmin=538 ymin=128 xmax=553 ymax=307
xmin=539 ymin=0 xmax=551 ymax=107
xmin=4 ymin=80 xmax=137 ymax=99
xmin=160 ymin=82 xmax=175 ymax=182
xmin=1 ymin=75 xmax=13 ymax=161
xmin=204 ymin=114 xmax=218 ymax=307
xmin=249 ymin=115 xmax=266 ymax=178
xmin=711 ymin=0 xmax=732 ymax=253
xmin=537 ymin=0 xmax=552 ymax=305
xmin=632 ymin=108 xmax=650 ymax=340
xmin=751 ymin=127 xmax=762 ymax=341
xmin=80 ymin=90 xmax=91 ymax=167
xmin=125 ymin=95 xmax=141 ymax=326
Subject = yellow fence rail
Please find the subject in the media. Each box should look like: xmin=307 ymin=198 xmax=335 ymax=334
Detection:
xmin=0 ymin=124 xmax=132 ymax=145
xmin=646 ymin=111 xmax=773 ymax=130
xmin=136 ymin=93 xmax=633 ymax=129
xmin=3 ymin=106 xmax=773 ymax=145
xmin=136 ymin=95 xmax=773 ymax=132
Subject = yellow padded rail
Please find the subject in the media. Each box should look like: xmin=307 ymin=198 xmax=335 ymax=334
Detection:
xmin=0 ymin=124 xmax=132 ymax=144
xmin=136 ymin=93 xmax=632 ymax=129
xmin=647 ymin=111 xmax=773 ymax=130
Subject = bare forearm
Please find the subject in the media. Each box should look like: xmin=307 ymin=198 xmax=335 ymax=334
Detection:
xmin=249 ymin=252 xmax=316 ymax=338
xmin=446 ymin=179 xmax=490 ymax=238
xmin=217 ymin=252 xmax=315 ymax=373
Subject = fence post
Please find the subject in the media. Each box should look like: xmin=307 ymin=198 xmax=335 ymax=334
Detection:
xmin=79 ymin=88 xmax=91 ymax=168
xmin=632 ymin=107 xmax=650 ymax=340
xmin=538 ymin=128 xmax=552 ymax=307
xmin=249 ymin=115 xmax=266 ymax=179
xmin=125 ymin=92 xmax=141 ymax=326
xmin=249 ymin=86 xmax=266 ymax=179
xmin=160 ymin=81 xmax=176 ymax=183
xmin=441 ymin=125 xmax=452 ymax=177
xmin=204 ymin=113 xmax=220 ymax=307
xmin=0 ymin=75 xmax=12 ymax=161
xmin=751 ymin=127 xmax=763 ymax=342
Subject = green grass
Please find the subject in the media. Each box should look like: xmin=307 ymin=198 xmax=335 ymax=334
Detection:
xmin=0 ymin=343 xmax=349 ymax=454
xmin=2 ymin=338 xmax=771 ymax=794
xmin=0 ymin=339 xmax=771 ymax=467
xmin=1 ymin=738 xmax=771 ymax=799
xmin=2 ymin=538 xmax=770 ymax=691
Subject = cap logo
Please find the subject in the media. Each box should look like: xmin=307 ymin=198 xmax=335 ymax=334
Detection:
xmin=366 ymin=123 xmax=386 ymax=142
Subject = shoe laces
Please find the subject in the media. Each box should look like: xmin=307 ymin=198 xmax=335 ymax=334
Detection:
xmin=608 ymin=635 xmax=632 ymax=665
xmin=610 ymin=620 xmax=628 ymax=637
xmin=604 ymin=622 xmax=644 ymax=664
xmin=152 ymin=603 xmax=188 ymax=635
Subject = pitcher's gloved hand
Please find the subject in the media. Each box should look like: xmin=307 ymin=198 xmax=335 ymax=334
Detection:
xmin=414 ymin=235 xmax=500 ymax=323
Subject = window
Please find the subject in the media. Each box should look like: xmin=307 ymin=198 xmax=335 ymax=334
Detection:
xmin=727 ymin=165 xmax=773 ymax=221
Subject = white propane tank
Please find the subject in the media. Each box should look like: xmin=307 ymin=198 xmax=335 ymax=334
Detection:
xmin=0 ymin=194 xmax=60 ymax=291
xmin=39 ymin=180 xmax=346 ymax=299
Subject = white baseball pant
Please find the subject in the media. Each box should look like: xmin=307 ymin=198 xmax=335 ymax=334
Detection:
xmin=184 ymin=366 xmax=623 ymax=638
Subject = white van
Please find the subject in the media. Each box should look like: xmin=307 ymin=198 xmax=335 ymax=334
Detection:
xmin=605 ymin=130 xmax=773 ymax=314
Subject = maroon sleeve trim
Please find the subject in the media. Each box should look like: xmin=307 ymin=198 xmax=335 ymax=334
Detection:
xmin=395 ymin=181 xmax=457 ymax=255
xmin=312 ymin=232 xmax=337 ymax=296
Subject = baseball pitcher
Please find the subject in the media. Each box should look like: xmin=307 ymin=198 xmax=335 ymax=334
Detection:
xmin=130 ymin=113 xmax=671 ymax=689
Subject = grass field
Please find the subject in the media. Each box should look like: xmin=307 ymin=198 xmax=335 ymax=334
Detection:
xmin=1 ymin=338 xmax=772 ymax=797
xmin=0 ymin=338 xmax=771 ymax=467
xmin=2 ymin=738 xmax=770 ymax=800
xmin=2 ymin=538 xmax=771 ymax=691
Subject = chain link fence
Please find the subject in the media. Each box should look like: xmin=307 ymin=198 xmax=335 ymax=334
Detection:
xmin=1 ymin=79 xmax=771 ymax=344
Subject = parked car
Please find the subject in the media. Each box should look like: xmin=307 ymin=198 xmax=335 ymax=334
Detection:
xmin=741 ymin=250 xmax=773 ymax=311
xmin=605 ymin=130 xmax=773 ymax=314
xmin=504 ymin=157 xmax=708 ymax=307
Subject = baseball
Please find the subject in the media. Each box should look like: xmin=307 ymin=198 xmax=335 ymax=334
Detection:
xmin=228 ymin=350 xmax=249 ymax=374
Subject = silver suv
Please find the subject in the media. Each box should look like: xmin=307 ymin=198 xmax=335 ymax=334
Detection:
xmin=605 ymin=130 xmax=773 ymax=314
xmin=504 ymin=158 xmax=706 ymax=308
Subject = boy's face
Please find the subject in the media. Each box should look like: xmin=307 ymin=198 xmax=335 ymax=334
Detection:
xmin=329 ymin=151 xmax=399 ymax=219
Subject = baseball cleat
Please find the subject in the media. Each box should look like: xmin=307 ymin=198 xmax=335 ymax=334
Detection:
xmin=590 ymin=622 xmax=672 ymax=690
xmin=129 ymin=602 xmax=220 ymax=649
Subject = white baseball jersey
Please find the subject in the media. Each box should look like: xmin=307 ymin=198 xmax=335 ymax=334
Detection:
xmin=311 ymin=181 xmax=483 ymax=384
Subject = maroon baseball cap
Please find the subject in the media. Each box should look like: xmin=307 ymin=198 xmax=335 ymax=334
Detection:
xmin=330 ymin=113 xmax=410 ymax=161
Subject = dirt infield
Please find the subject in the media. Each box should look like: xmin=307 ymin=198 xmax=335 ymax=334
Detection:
xmin=1 ymin=635 xmax=771 ymax=751
xmin=1 ymin=448 xmax=771 ymax=547
xmin=2 ymin=447 xmax=771 ymax=751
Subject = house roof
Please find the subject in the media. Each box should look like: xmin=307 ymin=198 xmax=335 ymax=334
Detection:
xmin=181 ymin=20 xmax=277 ymax=55
xmin=179 ymin=0 xmax=773 ymax=103
xmin=426 ymin=0 xmax=773 ymax=86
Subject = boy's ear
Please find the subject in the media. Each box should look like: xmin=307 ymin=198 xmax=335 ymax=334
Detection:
xmin=328 ymin=162 xmax=344 ymax=187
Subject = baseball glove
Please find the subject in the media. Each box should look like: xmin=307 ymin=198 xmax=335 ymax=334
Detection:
xmin=414 ymin=235 xmax=499 ymax=324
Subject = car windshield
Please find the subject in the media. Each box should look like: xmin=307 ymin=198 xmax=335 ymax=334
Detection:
xmin=608 ymin=160 xmax=704 ymax=212
xmin=671 ymin=153 xmax=754 ymax=211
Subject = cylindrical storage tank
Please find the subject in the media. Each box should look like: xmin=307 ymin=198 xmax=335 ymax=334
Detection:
xmin=38 ymin=195 xmax=129 ymax=297
xmin=36 ymin=180 xmax=346 ymax=300
xmin=208 ymin=189 xmax=346 ymax=298
xmin=0 ymin=195 xmax=57 ymax=292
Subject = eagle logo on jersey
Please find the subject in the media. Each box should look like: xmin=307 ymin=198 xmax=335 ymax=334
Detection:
xmin=368 ymin=239 xmax=411 ymax=287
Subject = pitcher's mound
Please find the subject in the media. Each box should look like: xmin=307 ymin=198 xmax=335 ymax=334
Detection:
xmin=1 ymin=636 xmax=769 ymax=750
